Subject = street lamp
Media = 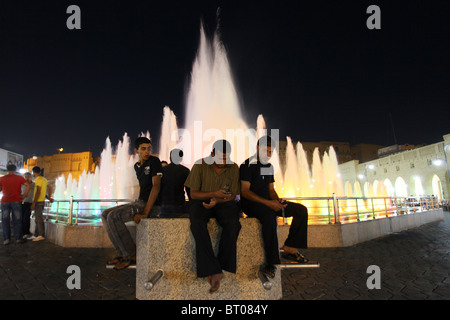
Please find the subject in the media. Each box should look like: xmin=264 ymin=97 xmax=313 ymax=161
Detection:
xmin=58 ymin=148 xmax=64 ymax=154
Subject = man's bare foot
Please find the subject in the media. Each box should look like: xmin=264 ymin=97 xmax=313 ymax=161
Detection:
xmin=282 ymin=245 xmax=298 ymax=255
xmin=209 ymin=272 xmax=224 ymax=293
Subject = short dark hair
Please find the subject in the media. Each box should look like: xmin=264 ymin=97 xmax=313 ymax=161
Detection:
xmin=257 ymin=135 xmax=275 ymax=148
xmin=212 ymin=140 xmax=232 ymax=155
xmin=24 ymin=172 xmax=32 ymax=176
xmin=32 ymin=166 xmax=41 ymax=174
xmin=6 ymin=164 xmax=16 ymax=172
xmin=135 ymin=137 xmax=152 ymax=150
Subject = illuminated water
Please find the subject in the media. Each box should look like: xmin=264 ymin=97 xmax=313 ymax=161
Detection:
xmin=50 ymin=24 xmax=390 ymax=222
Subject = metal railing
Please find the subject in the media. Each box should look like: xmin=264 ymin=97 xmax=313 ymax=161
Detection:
xmin=36 ymin=195 xmax=444 ymax=226
xmin=43 ymin=197 xmax=134 ymax=225
xmin=280 ymin=194 xmax=442 ymax=225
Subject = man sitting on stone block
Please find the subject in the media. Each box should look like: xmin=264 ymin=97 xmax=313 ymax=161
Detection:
xmin=160 ymin=148 xmax=191 ymax=218
xmin=101 ymin=137 xmax=162 ymax=270
xmin=240 ymin=135 xmax=310 ymax=278
xmin=185 ymin=139 xmax=241 ymax=293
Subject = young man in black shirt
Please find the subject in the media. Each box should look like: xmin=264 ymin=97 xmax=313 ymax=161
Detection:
xmin=101 ymin=137 xmax=162 ymax=270
xmin=160 ymin=148 xmax=190 ymax=217
xmin=239 ymin=136 xmax=309 ymax=278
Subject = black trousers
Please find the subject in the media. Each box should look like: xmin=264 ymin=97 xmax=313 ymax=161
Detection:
xmin=242 ymin=201 xmax=308 ymax=266
xmin=189 ymin=200 xmax=241 ymax=277
xmin=22 ymin=202 xmax=32 ymax=236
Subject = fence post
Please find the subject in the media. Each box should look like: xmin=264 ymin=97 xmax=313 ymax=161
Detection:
xmin=55 ymin=202 xmax=60 ymax=223
xmin=68 ymin=196 xmax=74 ymax=226
xmin=327 ymin=199 xmax=332 ymax=224
xmin=384 ymin=198 xmax=388 ymax=218
xmin=356 ymin=198 xmax=360 ymax=222
xmin=371 ymin=198 xmax=375 ymax=219
xmin=333 ymin=193 xmax=340 ymax=224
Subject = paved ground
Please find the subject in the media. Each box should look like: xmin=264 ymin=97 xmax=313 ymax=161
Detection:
xmin=0 ymin=211 xmax=449 ymax=300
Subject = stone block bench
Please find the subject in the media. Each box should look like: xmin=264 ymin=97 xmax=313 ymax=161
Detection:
xmin=135 ymin=217 xmax=282 ymax=300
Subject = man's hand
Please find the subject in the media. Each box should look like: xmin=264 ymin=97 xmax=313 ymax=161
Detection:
xmin=202 ymin=198 xmax=217 ymax=209
xmin=213 ymin=189 xmax=233 ymax=201
xmin=265 ymin=199 xmax=287 ymax=212
xmin=134 ymin=214 xmax=145 ymax=224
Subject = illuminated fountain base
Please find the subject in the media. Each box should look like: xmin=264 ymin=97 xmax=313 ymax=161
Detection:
xmin=278 ymin=208 xmax=444 ymax=247
xmin=35 ymin=208 xmax=444 ymax=248
xmin=30 ymin=218 xmax=132 ymax=248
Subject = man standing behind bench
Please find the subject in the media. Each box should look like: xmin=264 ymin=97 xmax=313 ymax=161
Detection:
xmin=102 ymin=137 xmax=162 ymax=270
xmin=185 ymin=140 xmax=241 ymax=293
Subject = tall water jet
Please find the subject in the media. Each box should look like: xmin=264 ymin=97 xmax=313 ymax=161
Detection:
xmin=283 ymin=137 xmax=301 ymax=198
xmin=158 ymin=106 xmax=180 ymax=163
xmin=311 ymin=148 xmax=326 ymax=197
xmin=256 ymin=114 xmax=267 ymax=140
xmin=99 ymin=137 xmax=114 ymax=203
xmin=328 ymin=146 xmax=344 ymax=196
xmin=296 ymin=142 xmax=312 ymax=198
xmin=181 ymin=23 xmax=254 ymax=166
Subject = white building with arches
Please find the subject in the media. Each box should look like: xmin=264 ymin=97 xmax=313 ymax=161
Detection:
xmin=339 ymin=133 xmax=450 ymax=201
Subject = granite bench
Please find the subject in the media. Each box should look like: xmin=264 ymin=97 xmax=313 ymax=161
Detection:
xmin=135 ymin=217 xmax=282 ymax=300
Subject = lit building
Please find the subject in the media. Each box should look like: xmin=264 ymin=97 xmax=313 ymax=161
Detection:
xmin=339 ymin=133 xmax=450 ymax=201
xmin=277 ymin=140 xmax=385 ymax=169
xmin=24 ymin=151 xmax=98 ymax=183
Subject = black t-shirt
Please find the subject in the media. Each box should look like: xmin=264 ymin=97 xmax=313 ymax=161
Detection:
xmin=134 ymin=155 xmax=163 ymax=204
xmin=239 ymin=155 xmax=275 ymax=207
xmin=161 ymin=163 xmax=190 ymax=205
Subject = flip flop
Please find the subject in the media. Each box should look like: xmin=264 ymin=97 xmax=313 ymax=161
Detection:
xmin=281 ymin=250 xmax=310 ymax=263
xmin=107 ymin=256 xmax=123 ymax=265
xmin=114 ymin=257 xmax=136 ymax=270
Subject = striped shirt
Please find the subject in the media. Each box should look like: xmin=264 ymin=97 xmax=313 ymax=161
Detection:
xmin=184 ymin=156 xmax=240 ymax=194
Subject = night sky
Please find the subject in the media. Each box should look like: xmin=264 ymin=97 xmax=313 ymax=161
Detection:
xmin=1 ymin=0 xmax=449 ymax=158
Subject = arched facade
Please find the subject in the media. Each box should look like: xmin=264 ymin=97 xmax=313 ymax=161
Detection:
xmin=338 ymin=133 xmax=450 ymax=200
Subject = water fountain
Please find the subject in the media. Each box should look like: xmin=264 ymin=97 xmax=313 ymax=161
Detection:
xmin=51 ymin=23 xmax=347 ymax=223
xmin=44 ymin=20 xmax=444 ymax=252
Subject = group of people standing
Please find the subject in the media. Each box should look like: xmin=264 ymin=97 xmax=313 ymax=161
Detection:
xmin=0 ymin=165 xmax=53 ymax=245
xmin=102 ymin=135 xmax=310 ymax=294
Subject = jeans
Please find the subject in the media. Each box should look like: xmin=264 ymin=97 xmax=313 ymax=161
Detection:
xmin=1 ymin=201 xmax=23 ymax=241
xmin=101 ymin=200 xmax=160 ymax=258
xmin=33 ymin=202 xmax=46 ymax=237
xmin=22 ymin=202 xmax=32 ymax=235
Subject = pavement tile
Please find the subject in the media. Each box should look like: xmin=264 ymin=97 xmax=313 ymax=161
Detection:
xmin=1 ymin=210 xmax=449 ymax=300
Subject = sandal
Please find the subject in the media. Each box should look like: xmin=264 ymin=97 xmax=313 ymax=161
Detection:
xmin=260 ymin=265 xmax=277 ymax=279
xmin=281 ymin=250 xmax=310 ymax=263
xmin=114 ymin=257 xmax=136 ymax=270
xmin=107 ymin=256 xmax=123 ymax=265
